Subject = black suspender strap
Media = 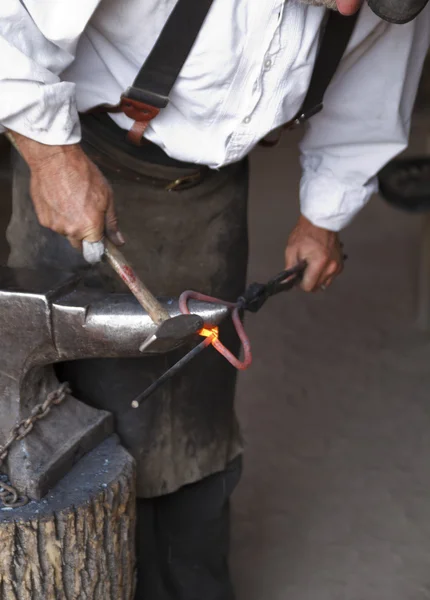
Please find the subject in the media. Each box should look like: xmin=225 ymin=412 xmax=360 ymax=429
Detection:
xmin=116 ymin=0 xmax=214 ymax=144
xmin=290 ymin=10 xmax=359 ymax=128
xmin=260 ymin=10 xmax=359 ymax=147
xmin=260 ymin=10 xmax=359 ymax=148
xmin=127 ymin=0 xmax=214 ymax=109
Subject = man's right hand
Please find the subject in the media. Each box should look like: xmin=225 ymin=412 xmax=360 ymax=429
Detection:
xmin=8 ymin=131 xmax=123 ymax=250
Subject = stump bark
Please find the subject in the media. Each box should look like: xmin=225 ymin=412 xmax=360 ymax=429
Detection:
xmin=0 ymin=436 xmax=136 ymax=600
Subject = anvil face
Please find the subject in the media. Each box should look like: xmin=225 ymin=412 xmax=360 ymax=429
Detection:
xmin=0 ymin=267 xmax=230 ymax=500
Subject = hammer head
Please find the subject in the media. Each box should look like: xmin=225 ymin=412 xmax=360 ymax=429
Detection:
xmin=139 ymin=314 xmax=204 ymax=352
xmin=154 ymin=314 xmax=204 ymax=340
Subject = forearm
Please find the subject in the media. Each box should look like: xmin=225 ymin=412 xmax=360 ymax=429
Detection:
xmin=6 ymin=130 xmax=82 ymax=172
xmin=6 ymin=128 xmax=121 ymax=249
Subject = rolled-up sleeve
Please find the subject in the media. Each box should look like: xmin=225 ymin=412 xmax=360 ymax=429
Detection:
xmin=0 ymin=1 xmax=101 ymax=145
xmin=299 ymin=4 xmax=430 ymax=231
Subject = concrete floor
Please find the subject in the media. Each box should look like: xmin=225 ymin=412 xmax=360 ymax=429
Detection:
xmin=232 ymin=121 xmax=430 ymax=599
xmin=1 ymin=105 xmax=430 ymax=599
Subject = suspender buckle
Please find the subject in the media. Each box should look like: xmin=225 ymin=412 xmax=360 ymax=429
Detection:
xmin=259 ymin=102 xmax=324 ymax=148
xmin=119 ymin=96 xmax=161 ymax=123
xmin=123 ymin=86 xmax=169 ymax=109
xmin=119 ymin=88 xmax=169 ymax=146
xmin=120 ymin=86 xmax=169 ymax=123
xmin=287 ymin=103 xmax=324 ymax=130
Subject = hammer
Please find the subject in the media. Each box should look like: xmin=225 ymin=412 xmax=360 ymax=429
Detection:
xmin=102 ymin=239 xmax=203 ymax=351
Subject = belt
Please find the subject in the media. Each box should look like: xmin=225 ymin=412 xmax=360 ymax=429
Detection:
xmin=80 ymin=112 xmax=209 ymax=191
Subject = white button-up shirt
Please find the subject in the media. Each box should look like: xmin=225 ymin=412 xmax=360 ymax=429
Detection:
xmin=1 ymin=0 xmax=429 ymax=230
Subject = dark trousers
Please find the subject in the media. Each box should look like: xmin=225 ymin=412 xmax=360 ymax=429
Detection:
xmin=136 ymin=456 xmax=242 ymax=600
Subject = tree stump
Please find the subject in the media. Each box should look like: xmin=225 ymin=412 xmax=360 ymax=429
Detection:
xmin=0 ymin=436 xmax=136 ymax=600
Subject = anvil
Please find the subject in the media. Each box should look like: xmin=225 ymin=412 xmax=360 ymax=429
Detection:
xmin=0 ymin=267 xmax=228 ymax=499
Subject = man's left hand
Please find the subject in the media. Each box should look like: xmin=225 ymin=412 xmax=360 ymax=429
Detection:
xmin=285 ymin=215 xmax=344 ymax=292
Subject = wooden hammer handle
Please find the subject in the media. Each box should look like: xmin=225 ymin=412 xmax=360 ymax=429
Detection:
xmin=104 ymin=239 xmax=170 ymax=325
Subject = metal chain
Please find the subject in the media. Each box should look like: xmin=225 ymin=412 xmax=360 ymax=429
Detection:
xmin=0 ymin=382 xmax=70 ymax=509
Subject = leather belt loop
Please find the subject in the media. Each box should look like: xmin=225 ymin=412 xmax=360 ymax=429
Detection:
xmin=118 ymin=96 xmax=160 ymax=146
xmin=127 ymin=119 xmax=152 ymax=146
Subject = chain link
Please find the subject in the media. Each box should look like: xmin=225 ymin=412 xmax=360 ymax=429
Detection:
xmin=0 ymin=383 xmax=70 ymax=509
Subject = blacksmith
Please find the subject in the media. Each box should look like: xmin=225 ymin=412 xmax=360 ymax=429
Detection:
xmin=0 ymin=0 xmax=429 ymax=597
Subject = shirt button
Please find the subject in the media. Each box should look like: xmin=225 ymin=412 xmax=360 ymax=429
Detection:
xmin=264 ymin=58 xmax=272 ymax=70
xmin=243 ymin=116 xmax=251 ymax=124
